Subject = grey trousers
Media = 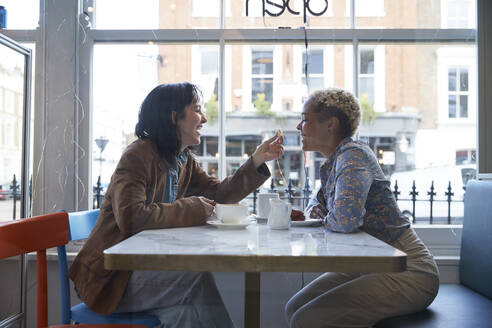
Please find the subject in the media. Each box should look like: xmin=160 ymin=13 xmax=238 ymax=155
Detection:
xmin=114 ymin=270 xmax=235 ymax=328
xmin=285 ymin=228 xmax=440 ymax=328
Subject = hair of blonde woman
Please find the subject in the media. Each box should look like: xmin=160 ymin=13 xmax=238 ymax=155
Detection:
xmin=307 ymin=88 xmax=361 ymax=138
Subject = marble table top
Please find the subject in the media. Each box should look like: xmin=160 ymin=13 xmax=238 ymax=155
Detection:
xmin=104 ymin=224 xmax=407 ymax=273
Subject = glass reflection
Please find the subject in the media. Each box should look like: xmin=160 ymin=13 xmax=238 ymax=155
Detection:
xmin=0 ymin=42 xmax=25 ymax=222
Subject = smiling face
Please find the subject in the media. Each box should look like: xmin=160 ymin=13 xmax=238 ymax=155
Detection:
xmin=176 ymin=101 xmax=207 ymax=151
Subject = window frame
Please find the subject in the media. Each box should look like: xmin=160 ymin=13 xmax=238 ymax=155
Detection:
xmin=3 ymin=1 xmax=491 ymax=259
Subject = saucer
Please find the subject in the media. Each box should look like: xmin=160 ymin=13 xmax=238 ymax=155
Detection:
xmin=207 ymin=216 xmax=256 ymax=230
xmin=250 ymin=214 xmax=268 ymax=223
xmin=291 ymin=219 xmax=323 ymax=227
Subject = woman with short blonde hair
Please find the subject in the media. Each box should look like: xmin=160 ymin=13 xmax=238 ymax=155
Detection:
xmin=285 ymin=88 xmax=439 ymax=327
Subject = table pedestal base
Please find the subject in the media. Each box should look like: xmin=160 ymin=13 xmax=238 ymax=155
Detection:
xmin=245 ymin=272 xmax=260 ymax=328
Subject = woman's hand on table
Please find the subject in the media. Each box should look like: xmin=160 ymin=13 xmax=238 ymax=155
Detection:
xmin=252 ymin=135 xmax=284 ymax=168
xmin=308 ymin=204 xmax=327 ymax=219
xmin=198 ymin=196 xmax=216 ymax=220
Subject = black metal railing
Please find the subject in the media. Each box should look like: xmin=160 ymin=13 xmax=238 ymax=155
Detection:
xmin=392 ymin=179 xmax=466 ymax=225
xmin=93 ymin=176 xmax=104 ymax=209
xmin=88 ymin=175 xmax=469 ymax=225
xmin=1 ymin=174 xmax=33 ymax=220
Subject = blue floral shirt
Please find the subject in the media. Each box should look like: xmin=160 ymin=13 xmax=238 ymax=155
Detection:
xmin=305 ymin=137 xmax=410 ymax=244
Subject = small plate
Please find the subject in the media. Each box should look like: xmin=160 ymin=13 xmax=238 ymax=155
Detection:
xmin=291 ymin=219 xmax=323 ymax=227
xmin=207 ymin=216 xmax=256 ymax=230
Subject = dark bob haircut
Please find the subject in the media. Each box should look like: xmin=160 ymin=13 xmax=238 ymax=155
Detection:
xmin=135 ymin=82 xmax=202 ymax=166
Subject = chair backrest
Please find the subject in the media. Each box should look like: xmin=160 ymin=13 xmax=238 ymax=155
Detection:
xmin=57 ymin=209 xmax=100 ymax=324
xmin=67 ymin=209 xmax=100 ymax=241
xmin=460 ymin=180 xmax=492 ymax=299
xmin=0 ymin=212 xmax=70 ymax=328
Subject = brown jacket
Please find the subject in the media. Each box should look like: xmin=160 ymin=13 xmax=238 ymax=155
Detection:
xmin=68 ymin=138 xmax=270 ymax=315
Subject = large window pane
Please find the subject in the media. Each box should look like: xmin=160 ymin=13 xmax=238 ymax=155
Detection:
xmin=92 ymin=43 xmax=219 ymax=189
xmin=373 ymin=43 xmax=477 ymax=223
xmin=355 ymin=0 xmax=476 ymax=29
xmin=0 ymin=41 xmax=34 ymax=222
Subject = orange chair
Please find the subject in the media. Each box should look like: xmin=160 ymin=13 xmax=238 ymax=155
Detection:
xmin=0 ymin=212 xmax=146 ymax=328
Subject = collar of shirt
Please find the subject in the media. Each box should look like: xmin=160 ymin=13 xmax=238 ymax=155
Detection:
xmin=320 ymin=137 xmax=354 ymax=172
xmin=162 ymin=151 xmax=188 ymax=204
xmin=174 ymin=150 xmax=188 ymax=171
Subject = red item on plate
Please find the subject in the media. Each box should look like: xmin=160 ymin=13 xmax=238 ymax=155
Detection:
xmin=291 ymin=209 xmax=306 ymax=221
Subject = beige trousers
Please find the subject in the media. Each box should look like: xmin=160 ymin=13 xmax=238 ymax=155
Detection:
xmin=285 ymin=228 xmax=440 ymax=328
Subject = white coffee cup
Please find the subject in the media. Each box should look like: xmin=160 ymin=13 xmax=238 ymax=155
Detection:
xmin=215 ymin=203 xmax=249 ymax=224
xmin=257 ymin=193 xmax=280 ymax=218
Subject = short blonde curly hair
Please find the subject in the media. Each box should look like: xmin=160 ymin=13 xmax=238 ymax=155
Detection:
xmin=307 ymin=88 xmax=361 ymax=138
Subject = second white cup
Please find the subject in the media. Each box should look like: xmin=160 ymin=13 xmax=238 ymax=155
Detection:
xmin=257 ymin=193 xmax=280 ymax=218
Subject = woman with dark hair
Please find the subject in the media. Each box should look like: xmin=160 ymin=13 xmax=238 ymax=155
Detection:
xmin=284 ymin=88 xmax=439 ymax=327
xmin=69 ymin=82 xmax=284 ymax=327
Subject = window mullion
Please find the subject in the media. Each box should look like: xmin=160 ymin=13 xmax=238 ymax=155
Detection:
xmin=0 ymin=30 xmax=37 ymax=43
xmin=89 ymin=29 xmax=477 ymax=44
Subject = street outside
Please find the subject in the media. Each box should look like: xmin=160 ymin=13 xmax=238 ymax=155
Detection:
xmin=0 ymin=199 xmax=21 ymax=222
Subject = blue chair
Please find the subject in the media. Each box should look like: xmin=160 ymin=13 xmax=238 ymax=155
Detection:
xmin=56 ymin=210 xmax=161 ymax=327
